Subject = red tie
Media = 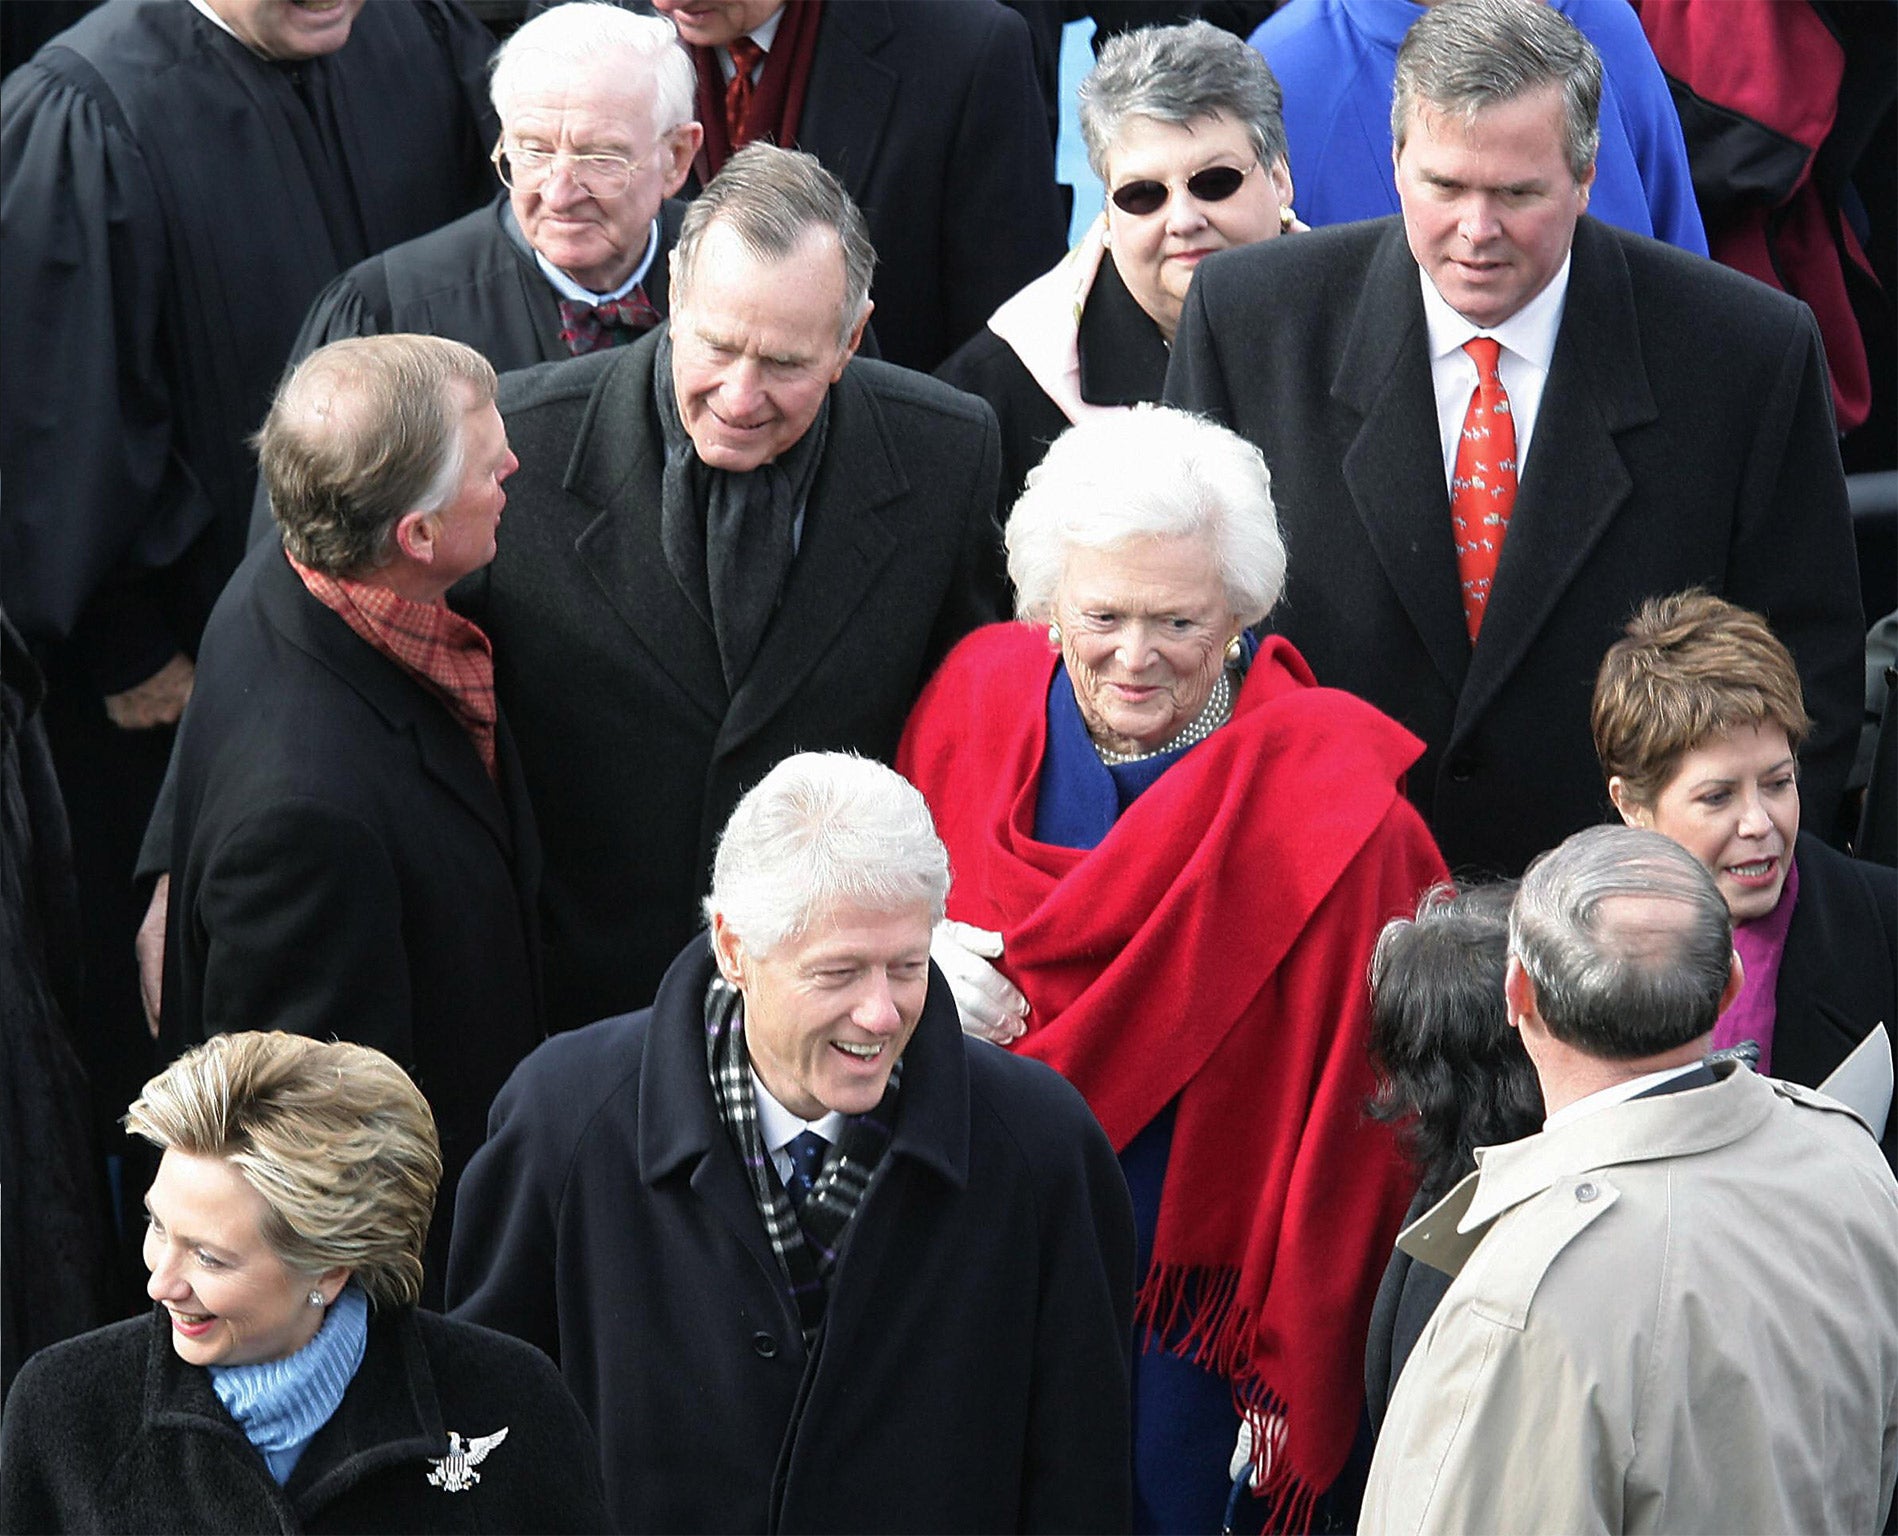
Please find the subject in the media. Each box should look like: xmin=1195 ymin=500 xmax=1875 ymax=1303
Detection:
xmin=725 ymin=36 xmax=765 ymax=147
xmin=1450 ymin=337 xmax=1517 ymax=641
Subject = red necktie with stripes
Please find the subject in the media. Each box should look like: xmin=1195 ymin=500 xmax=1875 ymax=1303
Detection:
xmin=1450 ymin=337 xmax=1517 ymax=640
xmin=725 ymin=36 xmax=765 ymax=147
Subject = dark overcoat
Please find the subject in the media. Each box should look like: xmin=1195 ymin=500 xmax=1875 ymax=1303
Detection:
xmin=1774 ymin=830 xmax=1898 ymax=1166
xmin=446 ymin=938 xmax=1136 ymax=1534
xmin=720 ymin=0 xmax=1065 ymax=372
xmin=458 ymin=331 xmax=1006 ymax=1025
xmin=0 ymin=1304 xmax=610 ymax=1533
xmin=1165 ymin=215 xmax=1863 ymax=878
xmin=163 ymin=542 xmax=543 ymax=1297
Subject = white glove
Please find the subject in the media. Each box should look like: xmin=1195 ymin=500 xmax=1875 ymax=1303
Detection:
xmin=931 ymin=920 xmax=1028 ymax=1044
xmin=1228 ymin=1413 xmax=1284 ymax=1491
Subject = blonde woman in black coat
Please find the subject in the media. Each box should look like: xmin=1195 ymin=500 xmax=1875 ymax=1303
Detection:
xmin=0 ymin=1032 xmax=609 ymax=1534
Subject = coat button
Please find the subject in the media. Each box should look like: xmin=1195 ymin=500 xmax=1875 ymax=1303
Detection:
xmin=751 ymin=1332 xmax=778 ymax=1358
xmin=1575 ymin=1180 xmax=1598 ymax=1202
xmin=1448 ymin=757 xmax=1477 ymax=783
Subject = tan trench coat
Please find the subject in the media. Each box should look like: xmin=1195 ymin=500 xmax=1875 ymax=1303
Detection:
xmin=1361 ymin=1066 xmax=1898 ymax=1534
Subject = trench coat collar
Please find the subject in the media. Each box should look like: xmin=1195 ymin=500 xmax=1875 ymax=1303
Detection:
xmin=637 ymin=935 xmax=972 ymax=1193
xmin=140 ymin=1303 xmax=448 ymax=1512
xmin=1398 ymin=1061 xmax=1769 ymax=1277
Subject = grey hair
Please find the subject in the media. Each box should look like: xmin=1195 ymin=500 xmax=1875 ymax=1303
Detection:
xmin=1509 ymin=826 xmax=1734 ymax=1060
xmin=1078 ymin=21 xmax=1288 ymax=182
xmin=491 ymin=3 xmax=697 ymax=138
xmin=673 ymin=144 xmax=876 ymax=346
xmin=126 ymin=1032 xmax=441 ymax=1311
xmin=1392 ymin=0 xmax=1603 ymax=183
xmin=1006 ymin=404 xmax=1286 ymax=626
xmin=705 ymin=753 xmax=950 ymax=956
xmin=256 ymin=335 xmax=497 ymax=577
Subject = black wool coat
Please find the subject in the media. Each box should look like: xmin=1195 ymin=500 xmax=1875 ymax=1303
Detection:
xmin=1165 ymin=215 xmax=1864 ymax=879
xmin=456 ymin=331 xmax=1007 ymax=1026
xmin=163 ymin=542 xmax=544 ymax=1300
xmin=447 ymin=937 xmax=1137 ymax=1534
xmin=0 ymin=1304 xmax=610 ymax=1533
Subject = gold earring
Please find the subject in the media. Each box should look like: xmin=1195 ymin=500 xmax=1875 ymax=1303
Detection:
xmin=1225 ymin=634 xmax=1243 ymax=664
xmin=1047 ymin=621 xmax=1062 ymax=648
xmin=1279 ymin=204 xmax=1296 ymax=234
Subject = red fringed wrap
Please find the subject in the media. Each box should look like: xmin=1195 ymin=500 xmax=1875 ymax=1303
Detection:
xmin=898 ymin=624 xmax=1448 ymax=1524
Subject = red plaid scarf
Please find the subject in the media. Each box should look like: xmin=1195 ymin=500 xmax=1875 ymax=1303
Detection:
xmin=288 ymin=552 xmax=498 ymax=780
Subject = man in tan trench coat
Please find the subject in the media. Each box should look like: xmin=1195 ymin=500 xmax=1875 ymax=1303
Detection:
xmin=1361 ymin=826 xmax=1898 ymax=1534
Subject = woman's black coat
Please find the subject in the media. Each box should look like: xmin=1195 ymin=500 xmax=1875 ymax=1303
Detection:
xmin=0 ymin=1304 xmax=610 ymax=1533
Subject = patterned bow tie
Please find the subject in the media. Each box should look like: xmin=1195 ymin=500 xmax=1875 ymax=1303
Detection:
xmin=558 ymin=289 xmax=660 ymax=356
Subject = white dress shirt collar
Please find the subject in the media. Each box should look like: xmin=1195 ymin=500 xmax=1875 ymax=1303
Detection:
xmin=715 ymin=6 xmax=786 ymax=81
xmin=533 ymin=218 xmax=661 ymax=305
xmin=750 ymin=1067 xmax=845 ymax=1178
xmin=1542 ymin=1060 xmax=1707 ymax=1132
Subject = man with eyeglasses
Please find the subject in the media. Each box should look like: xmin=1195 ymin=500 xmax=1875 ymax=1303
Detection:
xmin=451 ymin=143 xmax=1008 ymax=1032
xmin=1167 ymin=0 xmax=1862 ymax=883
xmin=287 ymin=4 xmax=702 ymax=377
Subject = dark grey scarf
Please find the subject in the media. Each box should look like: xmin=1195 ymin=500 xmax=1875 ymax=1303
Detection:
xmin=702 ymin=975 xmax=897 ymax=1343
xmin=654 ymin=331 xmax=830 ymax=693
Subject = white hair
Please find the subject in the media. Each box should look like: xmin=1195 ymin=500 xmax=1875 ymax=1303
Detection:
xmin=490 ymin=3 xmax=697 ymax=138
xmin=705 ymin=754 xmax=950 ymax=956
xmin=1006 ymin=404 xmax=1286 ymax=625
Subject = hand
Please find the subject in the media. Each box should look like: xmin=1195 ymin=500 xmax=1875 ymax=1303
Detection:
xmin=137 ymin=874 xmax=169 ymax=1039
xmin=930 ymin=920 xmax=1028 ymax=1044
xmin=1229 ymin=1412 xmax=1284 ymax=1491
xmin=104 ymin=652 xmax=194 ymax=730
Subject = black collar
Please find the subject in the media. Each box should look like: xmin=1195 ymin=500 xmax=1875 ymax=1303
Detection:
xmin=1077 ymin=253 xmax=1171 ymax=407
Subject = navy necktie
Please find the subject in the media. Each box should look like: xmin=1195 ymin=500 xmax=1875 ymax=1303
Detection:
xmin=783 ymin=1130 xmax=829 ymax=1211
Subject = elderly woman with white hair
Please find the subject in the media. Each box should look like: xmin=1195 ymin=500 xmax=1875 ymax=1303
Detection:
xmin=899 ymin=405 xmax=1448 ymax=1532
xmin=0 ymin=1032 xmax=609 ymax=1533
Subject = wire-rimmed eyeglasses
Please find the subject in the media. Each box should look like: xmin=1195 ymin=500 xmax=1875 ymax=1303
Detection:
xmin=491 ymin=137 xmax=641 ymax=199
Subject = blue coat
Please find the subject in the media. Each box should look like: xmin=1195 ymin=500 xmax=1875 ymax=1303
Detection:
xmin=1251 ymin=0 xmax=1707 ymax=254
xmin=447 ymin=937 xmax=1136 ymax=1533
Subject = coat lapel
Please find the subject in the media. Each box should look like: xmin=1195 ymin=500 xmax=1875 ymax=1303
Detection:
xmin=795 ymin=0 xmax=897 ymax=199
xmin=564 ymin=342 xmax=728 ymax=723
xmin=717 ymin=366 xmax=904 ymax=756
xmin=1455 ymin=218 xmax=1655 ymax=733
xmin=1336 ymin=225 xmax=1471 ymax=699
xmin=257 ymin=549 xmax=514 ymax=853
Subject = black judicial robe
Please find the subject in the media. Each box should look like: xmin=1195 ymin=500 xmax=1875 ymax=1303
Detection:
xmin=291 ymin=194 xmax=689 ymax=375
xmin=0 ymin=0 xmax=498 ymax=690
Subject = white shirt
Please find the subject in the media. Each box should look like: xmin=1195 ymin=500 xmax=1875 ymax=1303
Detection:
xmin=750 ymin=1067 xmax=844 ymax=1185
xmin=1542 ymin=1060 xmax=1708 ymax=1132
xmin=1420 ymin=254 xmax=1571 ymax=494
xmin=714 ymin=7 xmax=787 ymax=82
xmin=533 ymin=218 xmax=662 ymax=305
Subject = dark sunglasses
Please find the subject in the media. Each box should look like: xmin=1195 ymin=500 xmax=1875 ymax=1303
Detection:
xmin=1109 ymin=163 xmax=1254 ymax=217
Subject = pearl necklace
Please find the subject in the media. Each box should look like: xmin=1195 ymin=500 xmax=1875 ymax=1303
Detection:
xmin=1093 ymin=665 xmax=1237 ymax=766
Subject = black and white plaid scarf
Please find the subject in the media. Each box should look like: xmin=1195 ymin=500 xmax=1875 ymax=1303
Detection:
xmin=703 ymin=975 xmax=900 ymax=1342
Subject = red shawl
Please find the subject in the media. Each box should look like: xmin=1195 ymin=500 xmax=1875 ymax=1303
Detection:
xmin=897 ymin=623 xmax=1446 ymax=1524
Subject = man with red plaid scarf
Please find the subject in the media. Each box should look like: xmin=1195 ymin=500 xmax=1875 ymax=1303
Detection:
xmin=160 ymin=335 xmax=543 ymax=1307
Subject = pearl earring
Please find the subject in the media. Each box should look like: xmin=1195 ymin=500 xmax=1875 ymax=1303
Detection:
xmin=1225 ymin=634 xmax=1243 ymax=665
xmin=1047 ymin=621 xmax=1062 ymax=648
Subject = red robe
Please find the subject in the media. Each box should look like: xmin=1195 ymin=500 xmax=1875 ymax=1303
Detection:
xmin=899 ymin=623 xmax=1448 ymax=1520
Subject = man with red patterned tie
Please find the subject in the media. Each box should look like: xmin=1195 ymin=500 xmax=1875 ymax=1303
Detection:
xmin=651 ymin=0 xmax=1063 ymax=372
xmin=1167 ymin=0 xmax=1861 ymax=879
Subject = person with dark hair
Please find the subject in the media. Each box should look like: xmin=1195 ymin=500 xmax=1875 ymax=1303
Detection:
xmin=1361 ymin=881 xmax=1540 ymax=1434
xmin=0 ymin=1032 xmax=609 ymax=1532
xmin=164 ymin=335 xmax=541 ymax=1301
xmin=1361 ymin=826 xmax=1898 ymax=1533
xmin=1593 ymin=589 xmax=1896 ymax=1166
xmin=1167 ymin=0 xmax=1863 ymax=881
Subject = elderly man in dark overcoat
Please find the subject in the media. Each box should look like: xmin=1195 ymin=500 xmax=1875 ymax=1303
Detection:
xmin=164 ymin=336 xmax=542 ymax=1303
xmin=455 ymin=143 xmax=1007 ymax=1027
xmin=448 ymin=752 xmax=1135 ymax=1532
xmin=1165 ymin=0 xmax=1863 ymax=879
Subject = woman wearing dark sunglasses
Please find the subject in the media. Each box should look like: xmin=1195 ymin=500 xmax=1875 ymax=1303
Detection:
xmin=937 ymin=21 xmax=1298 ymax=523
